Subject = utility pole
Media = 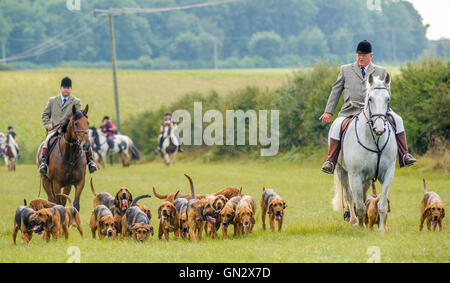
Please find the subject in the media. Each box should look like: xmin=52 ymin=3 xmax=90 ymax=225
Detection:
xmin=108 ymin=12 xmax=121 ymax=133
xmin=391 ymin=28 xmax=397 ymax=62
xmin=1 ymin=38 xmax=5 ymax=63
xmin=212 ymin=36 xmax=218 ymax=69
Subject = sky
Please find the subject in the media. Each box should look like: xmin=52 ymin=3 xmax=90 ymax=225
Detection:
xmin=405 ymin=0 xmax=450 ymax=40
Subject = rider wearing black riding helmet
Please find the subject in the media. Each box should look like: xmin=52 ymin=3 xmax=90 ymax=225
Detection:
xmin=155 ymin=112 xmax=183 ymax=153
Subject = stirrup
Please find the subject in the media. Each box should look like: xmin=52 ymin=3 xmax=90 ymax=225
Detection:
xmin=321 ymin=161 xmax=335 ymax=174
xmin=39 ymin=163 xmax=48 ymax=174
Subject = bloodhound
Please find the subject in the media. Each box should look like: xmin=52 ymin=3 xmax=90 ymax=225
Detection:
xmin=89 ymin=204 xmax=119 ymax=240
xmin=234 ymin=195 xmax=256 ymax=236
xmin=12 ymin=200 xmax=36 ymax=244
xmin=29 ymin=205 xmax=69 ymax=242
xmin=219 ymin=196 xmax=242 ymax=238
xmin=420 ymin=179 xmax=445 ymax=231
xmin=56 ymin=194 xmax=84 ymax=237
xmin=174 ymin=197 xmax=189 ymax=239
xmin=121 ymin=195 xmax=153 ymax=242
xmin=158 ymin=192 xmax=180 ymax=241
xmin=363 ymin=182 xmax=391 ymax=231
xmin=261 ymin=188 xmax=287 ymax=232
xmin=28 ymin=198 xmax=57 ymax=211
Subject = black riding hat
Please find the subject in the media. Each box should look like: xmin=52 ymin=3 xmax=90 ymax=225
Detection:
xmin=103 ymin=116 xmax=110 ymax=121
xmin=7 ymin=126 xmax=12 ymax=130
xmin=61 ymin=76 xmax=72 ymax=88
xmin=356 ymin=40 xmax=372 ymax=54
xmin=165 ymin=112 xmax=172 ymax=116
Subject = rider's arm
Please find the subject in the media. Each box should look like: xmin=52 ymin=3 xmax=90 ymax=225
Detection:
xmin=42 ymin=98 xmax=53 ymax=129
xmin=324 ymin=65 xmax=345 ymax=115
xmin=160 ymin=125 xmax=163 ymax=132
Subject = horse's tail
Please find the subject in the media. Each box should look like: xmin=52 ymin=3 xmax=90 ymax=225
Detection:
xmin=152 ymin=187 xmax=167 ymax=200
xmin=184 ymin=173 xmax=195 ymax=199
xmin=56 ymin=193 xmax=73 ymax=207
xmin=131 ymin=194 xmax=151 ymax=207
xmin=129 ymin=141 xmax=140 ymax=161
xmin=332 ymin=172 xmax=344 ymax=212
xmin=90 ymin=177 xmax=98 ymax=196
xmin=423 ymin=178 xmax=427 ymax=193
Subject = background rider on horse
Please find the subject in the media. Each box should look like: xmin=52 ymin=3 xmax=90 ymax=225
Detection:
xmin=100 ymin=116 xmax=117 ymax=154
xmin=155 ymin=112 xmax=183 ymax=153
xmin=7 ymin=126 xmax=19 ymax=158
xmin=319 ymin=40 xmax=416 ymax=174
xmin=38 ymin=77 xmax=97 ymax=174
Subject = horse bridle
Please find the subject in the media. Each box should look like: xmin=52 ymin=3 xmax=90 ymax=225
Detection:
xmin=67 ymin=116 xmax=89 ymax=147
xmin=363 ymin=87 xmax=390 ymax=135
xmin=355 ymin=86 xmax=392 ymax=182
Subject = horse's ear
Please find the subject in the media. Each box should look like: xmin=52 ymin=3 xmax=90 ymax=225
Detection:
xmin=384 ymin=72 xmax=391 ymax=86
xmin=83 ymin=104 xmax=89 ymax=115
xmin=72 ymin=105 xmax=77 ymax=116
xmin=368 ymin=73 xmax=374 ymax=85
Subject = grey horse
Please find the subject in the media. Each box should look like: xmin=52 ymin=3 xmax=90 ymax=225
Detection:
xmin=333 ymin=73 xmax=396 ymax=232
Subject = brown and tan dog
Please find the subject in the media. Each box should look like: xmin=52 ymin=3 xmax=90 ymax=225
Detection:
xmin=138 ymin=205 xmax=152 ymax=221
xmin=261 ymin=188 xmax=287 ymax=232
xmin=56 ymin=194 xmax=84 ymax=237
xmin=184 ymin=174 xmax=218 ymax=242
xmin=90 ymin=178 xmax=133 ymax=233
xmin=89 ymin=204 xmax=119 ymax=240
xmin=234 ymin=195 xmax=256 ymax=236
xmin=363 ymin=183 xmax=391 ymax=231
xmin=219 ymin=196 xmax=242 ymax=238
xmin=121 ymin=195 xmax=153 ymax=242
xmin=158 ymin=192 xmax=180 ymax=241
xmin=174 ymin=197 xmax=189 ymax=239
xmin=29 ymin=205 xmax=69 ymax=242
xmin=28 ymin=198 xmax=57 ymax=211
xmin=153 ymin=186 xmax=242 ymax=201
xmin=420 ymin=179 xmax=445 ymax=231
xmin=12 ymin=200 xmax=36 ymax=244
xmin=204 ymin=194 xmax=228 ymax=238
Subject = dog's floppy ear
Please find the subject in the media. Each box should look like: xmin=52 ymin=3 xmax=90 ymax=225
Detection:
xmin=46 ymin=214 xmax=53 ymax=229
xmin=171 ymin=205 xmax=177 ymax=219
xmin=114 ymin=220 xmax=119 ymax=231
xmin=250 ymin=212 xmax=256 ymax=225
xmin=422 ymin=207 xmax=430 ymax=220
xmin=387 ymin=199 xmax=391 ymax=213
xmin=157 ymin=205 xmax=162 ymax=219
xmin=128 ymin=190 xmax=133 ymax=203
xmin=441 ymin=207 xmax=445 ymax=218
xmin=233 ymin=211 xmax=240 ymax=224
xmin=99 ymin=219 xmax=105 ymax=229
xmin=283 ymin=201 xmax=287 ymax=209
xmin=268 ymin=202 xmax=273 ymax=214
xmin=114 ymin=191 xmax=120 ymax=207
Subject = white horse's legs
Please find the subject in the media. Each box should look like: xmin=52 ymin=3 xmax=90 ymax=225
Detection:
xmin=349 ymin=173 xmax=365 ymax=227
xmin=378 ymin=165 xmax=395 ymax=232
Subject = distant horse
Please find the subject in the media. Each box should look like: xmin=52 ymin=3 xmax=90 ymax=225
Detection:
xmin=36 ymin=105 xmax=90 ymax=211
xmin=332 ymin=74 xmax=397 ymax=232
xmin=0 ymin=133 xmax=18 ymax=171
xmin=89 ymin=127 xmax=140 ymax=167
xmin=161 ymin=121 xmax=178 ymax=166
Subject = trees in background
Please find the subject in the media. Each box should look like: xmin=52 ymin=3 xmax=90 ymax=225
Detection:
xmin=0 ymin=0 xmax=438 ymax=69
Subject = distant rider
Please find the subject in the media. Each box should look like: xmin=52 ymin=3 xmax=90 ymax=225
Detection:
xmin=155 ymin=112 xmax=183 ymax=153
xmin=100 ymin=116 xmax=117 ymax=154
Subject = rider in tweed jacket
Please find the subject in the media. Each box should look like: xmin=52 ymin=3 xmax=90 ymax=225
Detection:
xmin=319 ymin=40 xmax=416 ymax=174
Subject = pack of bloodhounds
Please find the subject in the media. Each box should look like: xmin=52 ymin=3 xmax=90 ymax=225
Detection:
xmin=13 ymin=174 xmax=444 ymax=244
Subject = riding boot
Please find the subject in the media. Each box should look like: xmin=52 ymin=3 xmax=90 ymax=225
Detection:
xmin=396 ymin=132 xmax=416 ymax=167
xmin=86 ymin=150 xmax=98 ymax=173
xmin=155 ymin=136 xmax=163 ymax=152
xmin=321 ymin=138 xmax=341 ymax=174
xmin=39 ymin=148 xmax=49 ymax=174
xmin=178 ymin=145 xmax=184 ymax=153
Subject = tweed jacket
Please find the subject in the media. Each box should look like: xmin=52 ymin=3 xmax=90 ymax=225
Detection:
xmin=325 ymin=62 xmax=389 ymax=117
xmin=41 ymin=95 xmax=82 ymax=130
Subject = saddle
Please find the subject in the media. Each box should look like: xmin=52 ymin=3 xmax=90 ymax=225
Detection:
xmin=339 ymin=113 xmax=396 ymax=143
xmin=47 ymin=133 xmax=61 ymax=156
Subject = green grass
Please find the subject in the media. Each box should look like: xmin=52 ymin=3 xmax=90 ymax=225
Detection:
xmin=0 ymin=160 xmax=448 ymax=263
xmin=0 ymin=68 xmax=292 ymax=162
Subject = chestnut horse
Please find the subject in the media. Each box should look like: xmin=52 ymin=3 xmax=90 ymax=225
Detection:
xmin=36 ymin=105 xmax=90 ymax=211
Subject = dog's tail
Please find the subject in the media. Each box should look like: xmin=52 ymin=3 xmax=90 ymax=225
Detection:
xmin=423 ymin=178 xmax=427 ymax=193
xmin=332 ymin=172 xmax=344 ymax=212
xmin=56 ymin=193 xmax=73 ymax=207
xmin=152 ymin=187 xmax=167 ymax=200
xmin=90 ymin=178 xmax=98 ymax=196
xmin=371 ymin=181 xmax=377 ymax=195
xmin=131 ymin=194 xmax=151 ymax=207
xmin=184 ymin=173 xmax=195 ymax=199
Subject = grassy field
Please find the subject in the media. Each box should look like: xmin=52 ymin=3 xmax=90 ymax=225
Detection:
xmin=0 ymin=68 xmax=292 ymax=162
xmin=0 ymin=159 xmax=448 ymax=263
